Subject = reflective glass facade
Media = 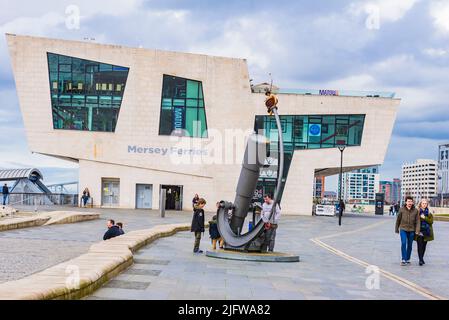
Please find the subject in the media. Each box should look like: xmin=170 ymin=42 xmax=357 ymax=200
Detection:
xmin=47 ymin=53 xmax=129 ymax=132
xmin=159 ymin=75 xmax=207 ymax=138
xmin=253 ymin=114 xmax=365 ymax=203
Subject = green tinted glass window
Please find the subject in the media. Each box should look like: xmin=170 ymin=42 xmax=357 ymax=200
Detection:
xmin=254 ymin=114 xmax=365 ymax=202
xmin=159 ymin=74 xmax=208 ymax=138
xmin=47 ymin=52 xmax=129 ymax=132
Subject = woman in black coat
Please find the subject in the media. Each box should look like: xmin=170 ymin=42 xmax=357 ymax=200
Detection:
xmin=191 ymin=198 xmax=206 ymax=253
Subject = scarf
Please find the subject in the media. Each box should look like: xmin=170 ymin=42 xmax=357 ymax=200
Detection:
xmin=420 ymin=207 xmax=430 ymax=236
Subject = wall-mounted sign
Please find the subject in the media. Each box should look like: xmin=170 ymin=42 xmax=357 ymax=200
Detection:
xmin=319 ymin=89 xmax=339 ymax=96
xmin=172 ymin=107 xmax=185 ymax=130
xmin=309 ymin=124 xmax=322 ymax=136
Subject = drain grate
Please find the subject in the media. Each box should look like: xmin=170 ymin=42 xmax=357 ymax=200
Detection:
xmin=104 ymin=280 xmax=150 ymax=290
xmin=126 ymin=269 xmax=162 ymax=276
xmin=134 ymin=258 xmax=170 ymax=265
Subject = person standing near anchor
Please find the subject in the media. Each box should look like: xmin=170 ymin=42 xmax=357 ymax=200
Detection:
xmin=260 ymin=193 xmax=281 ymax=252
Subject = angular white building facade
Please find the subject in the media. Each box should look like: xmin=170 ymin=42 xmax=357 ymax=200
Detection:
xmin=7 ymin=34 xmax=400 ymax=215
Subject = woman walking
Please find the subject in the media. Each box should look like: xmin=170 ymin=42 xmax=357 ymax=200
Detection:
xmin=415 ymin=199 xmax=434 ymax=266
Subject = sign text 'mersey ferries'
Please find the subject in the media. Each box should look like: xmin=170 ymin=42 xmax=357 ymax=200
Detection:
xmin=128 ymin=145 xmax=207 ymax=156
xmin=319 ymin=89 xmax=339 ymax=96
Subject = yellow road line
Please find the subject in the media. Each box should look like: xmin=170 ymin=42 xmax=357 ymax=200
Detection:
xmin=310 ymin=220 xmax=446 ymax=300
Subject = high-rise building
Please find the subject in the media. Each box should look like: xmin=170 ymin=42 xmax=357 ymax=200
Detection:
xmin=379 ymin=179 xmax=401 ymax=205
xmin=379 ymin=181 xmax=392 ymax=204
xmin=401 ymin=159 xmax=438 ymax=202
xmin=341 ymin=166 xmax=380 ymax=205
xmin=438 ymin=143 xmax=449 ymax=206
xmin=391 ymin=178 xmax=402 ymax=204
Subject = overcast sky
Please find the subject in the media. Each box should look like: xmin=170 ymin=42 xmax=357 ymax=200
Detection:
xmin=1 ymin=0 xmax=448 ymax=190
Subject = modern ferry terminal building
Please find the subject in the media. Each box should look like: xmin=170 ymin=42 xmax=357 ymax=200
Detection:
xmin=6 ymin=34 xmax=400 ymax=215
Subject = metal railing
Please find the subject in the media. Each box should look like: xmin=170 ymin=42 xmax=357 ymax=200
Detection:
xmin=3 ymin=193 xmax=79 ymax=206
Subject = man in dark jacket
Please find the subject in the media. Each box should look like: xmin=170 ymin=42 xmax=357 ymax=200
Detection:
xmin=2 ymin=184 xmax=9 ymax=206
xmin=191 ymin=198 xmax=206 ymax=253
xmin=395 ymin=196 xmax=420 ymax=265
xmin=103 ymin=219 xmax=122 ymax=240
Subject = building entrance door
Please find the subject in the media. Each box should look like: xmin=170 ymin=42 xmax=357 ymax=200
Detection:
xmin=136 ymin=184 xmax=153 ymax=209
xmin=102 ymin=178 xmax=120 ymax=207
xmin=161 ymin=185 xmax=183 ymax=210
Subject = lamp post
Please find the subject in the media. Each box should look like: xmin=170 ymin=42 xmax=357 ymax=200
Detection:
xmin=337 ymin=145 xmax=346 ymax=226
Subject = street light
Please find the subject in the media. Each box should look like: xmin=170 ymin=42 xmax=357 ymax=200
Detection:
xmin=337 ymin=145 xmax=346 ymax=226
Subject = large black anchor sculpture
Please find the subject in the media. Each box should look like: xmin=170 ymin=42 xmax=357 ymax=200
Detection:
xmin=217 ymin=91 xmax=284 ymax=252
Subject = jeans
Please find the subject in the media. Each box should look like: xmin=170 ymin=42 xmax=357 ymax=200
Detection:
xmin=261 ymin=225 xmax=277 ymax=252
xmin=416 ymin=236 xmax=428 ymax=263
xmin=2 ymin=194 xmax=8 ymax=206
xmin=400 ymin=229 xmax=415 ymax=261
xmin=193 ymin=232 xmax=202 ymax=252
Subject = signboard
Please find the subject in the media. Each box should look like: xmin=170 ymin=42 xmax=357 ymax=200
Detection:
xmin=315 ymin=204 xmax=336 ymax=216
xmin=319 ymin=89 xmax=339 ymax=96
xmin=172 ymin=107 xmax=185 ymax=130
xmin=309 ymin=124 xmax=322 ymax=137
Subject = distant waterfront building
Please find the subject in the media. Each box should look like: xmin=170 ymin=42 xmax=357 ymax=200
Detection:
xmin=341 ymin=166 xmax=380 ymax=205
xmin=438 ymin=143 xmax=449 ymax=205
xmin=323 ymin=191 xmax=337 ymax=203
xmin=379 ymin=181 xmax=392 ymax=204
xmin=401 ymin=159 xmax=438 ymax=202
xmin=379 ymin=179 xmax=401 ymax=205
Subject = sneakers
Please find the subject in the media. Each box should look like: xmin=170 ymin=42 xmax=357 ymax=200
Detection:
xmin=193 ymin=249 xmax=204 ymax=254
xmin=401 ymin=260 xmax=407 ymax=266
xmin=406 ymin=261 xmax=411 ymax=265
xmin=419 ymin=261 xmax=424 ymax=266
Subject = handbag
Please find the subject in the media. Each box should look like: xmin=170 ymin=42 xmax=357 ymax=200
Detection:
xmin=421 ymin=222 xmax=431 ymax=237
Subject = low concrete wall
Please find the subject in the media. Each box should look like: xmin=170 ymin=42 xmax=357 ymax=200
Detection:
xmin=43 ymin=211 xmax=100 ymax=225
xmin=0 ymin=211 xmax=100 ymax=232
xmin=0 ymin=223 xmax=193 ymax=300
xmin=0 ymin=216 xmax=50 ymax=232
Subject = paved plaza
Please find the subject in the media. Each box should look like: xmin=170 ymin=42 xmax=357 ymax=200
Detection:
xmin=0 ymin=206 xmax=206 ymax=283
xmin=1 ymin=207 xmax=448 ymax=299
xmin=85 ymin=214 xmax=449 ymax=300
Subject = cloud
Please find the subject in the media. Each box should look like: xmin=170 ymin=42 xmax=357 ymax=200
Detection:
xmin=423 ymin=47 xmax=449 ymax=57
xmin=429 ymin=0 xmax=449 ymax=36
xmin=0 ymin=0 xmax=447 ymax=186
xmin=348 ymin=0 xmax=420 ymax=23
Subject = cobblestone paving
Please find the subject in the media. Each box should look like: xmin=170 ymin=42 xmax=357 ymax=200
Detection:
xmin=0 ymin=207 xmax=206 ymax=283
xmin=87 ymin=214 xmax=449 ymax=300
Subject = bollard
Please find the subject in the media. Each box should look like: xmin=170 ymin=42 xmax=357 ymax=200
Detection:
xmin=159 ymin=189 xmax=166 ymax=218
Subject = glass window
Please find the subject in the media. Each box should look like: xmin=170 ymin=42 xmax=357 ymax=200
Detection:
xmin=47 ymin=52 xmax=129 ymax=132
xmin=254 ymin=113 xmax=365 ymax=203
xmin=159 ymin=74 xmax=208 ymax=138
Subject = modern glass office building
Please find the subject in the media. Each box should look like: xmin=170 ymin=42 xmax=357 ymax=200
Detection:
xmin=7 ymin=34 xmax=400 ymax=215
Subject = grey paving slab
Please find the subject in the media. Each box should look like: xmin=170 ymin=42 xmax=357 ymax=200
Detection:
xmin=84 ymin=214 xmax=442 ymax=300
xmin=0 ymin=207 xmax=210 ymax=283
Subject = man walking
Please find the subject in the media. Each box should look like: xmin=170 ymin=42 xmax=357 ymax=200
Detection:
xmin=394 ymin=202 xmax=400 ymax=216
xmin=2 ymin=183 xmax=9 ymax=206
xmin=260 ymin=194 xmax=281 ymax=252
xmin=395 ymin=196 xmax=420 ymax=266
